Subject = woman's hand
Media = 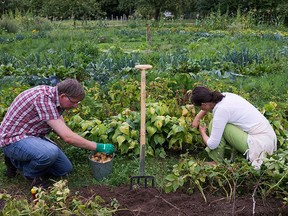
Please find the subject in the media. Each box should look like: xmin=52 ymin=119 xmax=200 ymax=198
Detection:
xmin=199 ymin=124 xmax=209 ymax=145
xmin=199 ymin=124 xmax=207 ymax=134
xmin=192 ymin=110 xmax=207 ymax=128
xmin=191 ymin=119 xmax=200 ymax=128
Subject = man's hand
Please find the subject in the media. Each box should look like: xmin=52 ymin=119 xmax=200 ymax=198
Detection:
xmin=95 ymin=143 xmax=115 ymax=155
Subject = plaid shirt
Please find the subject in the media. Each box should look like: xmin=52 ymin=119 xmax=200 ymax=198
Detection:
xmin=0 ymin=85 xmax=63 ymax=147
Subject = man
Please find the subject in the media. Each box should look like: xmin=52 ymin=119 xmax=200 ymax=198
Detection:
xmin=0 ymin=78 xmax=114 ymax=188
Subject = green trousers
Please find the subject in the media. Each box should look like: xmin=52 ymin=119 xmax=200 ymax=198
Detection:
xmin=206 ymin=121 xmax=249 ymax=162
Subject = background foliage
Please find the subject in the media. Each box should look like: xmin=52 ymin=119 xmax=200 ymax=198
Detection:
xmin=1 ymin=0 xmax=288 ymax=25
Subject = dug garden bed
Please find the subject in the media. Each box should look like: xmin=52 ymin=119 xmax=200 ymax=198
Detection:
xmin=0 ymin=178 xmax=287 ymax=215
xmin=71 ymin=184 xmax=288 ymax=216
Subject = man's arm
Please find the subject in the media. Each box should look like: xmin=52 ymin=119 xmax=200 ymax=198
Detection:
xmin=47 ymin=118 xmax=96 ymax=150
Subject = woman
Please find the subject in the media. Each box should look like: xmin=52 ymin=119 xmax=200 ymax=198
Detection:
xmin=190 ymin=86 xmax=277 ymax=170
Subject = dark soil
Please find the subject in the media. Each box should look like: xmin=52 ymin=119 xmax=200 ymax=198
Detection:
xmin=0 ymin=181 xmax=287 ymax=215
xmin=71 ymin=185 xmax=288 ymax=216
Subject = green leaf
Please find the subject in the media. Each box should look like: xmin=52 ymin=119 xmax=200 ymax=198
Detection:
xmin=169 ymin=137 xmax=179 ymax=148
xmin=98 ymin=125 xmax=108 ymax=135
xmin=81 ymin=121 xmax=94 ymax=131
xmin=182 ymin=107 xmax=189 ymax=116
xmin=165 ymin=174 xmax=177 ymax=181
xmin=153 ymin=134 xmax=166 ymax=145
xmin=273 ymin=120 xmax=283 ymax=130
xmin=200 ymin=177 xmax=206 ymax=183
xmin=100 ymin=135 xmax=108 ymax=141
xmin=147 ymin=107 xmax=155 ymax=115
xmin=156 ymin=104 xmax=169 ymax=115
xmin=188 ymin=160 xmax=195 ymax=166
xmin=155 ymin=147 xmax=167 ymax=158
xmin=73 ymin=114 xmax=83 ymax=124
xmin=172 ymin=180 xmax=180 ymax=191
xmin=164 ymin=186 xmax=172 ymax=193
xmin=154 ymin=119 xmax=163 ymax=130
xmin=116 ymin=135 xmax=126 ymax=146
xmin=147 ymin=126 xmax=157 ymax=137
xmin=128 ymin=140 xmax=138 ymax=149
xmin=167 ymin=125 xmax=184 ymax=138
xmin=119 ymin=123 xmax=130 ymax=135
xmin=131 ymin=130 xmax=139 ymax=139
xmin=147 ymin=146 xmax=155 ymax=156
xmin=164 ymin=116 xmax=172 ymax=125
xmin=184 ymin=133 xmax=193 ymax=143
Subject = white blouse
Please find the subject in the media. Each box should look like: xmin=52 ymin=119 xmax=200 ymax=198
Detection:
xmin=207 ymin=93 xmax=277 ymax=169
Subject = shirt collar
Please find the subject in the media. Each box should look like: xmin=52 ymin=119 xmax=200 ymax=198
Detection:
xmin=54 ymin=87 xmax=59 ymax=106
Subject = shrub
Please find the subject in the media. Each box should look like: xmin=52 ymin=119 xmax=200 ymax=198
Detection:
xmin=20 ymin=16 xmax=53 ymax=31
xmin=33 ymin=17 xmax=53 ymax=31
xmin=0 ymin=17 xmax=18 ymax=33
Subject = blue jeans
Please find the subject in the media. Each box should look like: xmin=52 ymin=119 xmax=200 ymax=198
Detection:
xmin=2 ymin=136 xmax=72 ymax=178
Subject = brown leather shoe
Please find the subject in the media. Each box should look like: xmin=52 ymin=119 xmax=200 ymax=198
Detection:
xmin=4 ymin=156 xmax=17 ymax=177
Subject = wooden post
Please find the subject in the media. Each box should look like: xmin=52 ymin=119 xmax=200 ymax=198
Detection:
xmin=146 ymin=24 xmax=152 ymax=46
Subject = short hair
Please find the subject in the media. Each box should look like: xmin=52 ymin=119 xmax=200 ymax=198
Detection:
xmin=57 ymin=79 xmax=85 ymax=100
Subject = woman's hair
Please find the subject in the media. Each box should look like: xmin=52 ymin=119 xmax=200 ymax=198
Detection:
xmin=190 ymin=86 xmax=224 ymax=106
xmin=57 ymin=79 xmax=85 ymax=100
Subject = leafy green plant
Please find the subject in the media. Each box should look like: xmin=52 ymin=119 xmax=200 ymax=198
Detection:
xmin=67 ymin=102 xmax=200 ymax=158
xmin=262 ymin=102 xmax=288 ymax=148
xmin=0 ymin=81 xmax=29 ymax=121
xmin=262 ymin=149 xmax=288 ymax=203
xmin=0 ymin=179 xmax=118 ymax=215
xmin=163 ymin=153 xmax=285 ymax=202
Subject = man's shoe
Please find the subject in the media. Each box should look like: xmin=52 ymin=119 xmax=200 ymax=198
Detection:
xmin=4 ymin=156 xmax=17 ymax=177
xmin=26 ymin=176 xmax=49 ymax=189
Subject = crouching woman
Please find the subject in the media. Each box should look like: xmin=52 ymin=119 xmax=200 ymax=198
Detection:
xmin=190 ymin=86 xmax=277 ymax=170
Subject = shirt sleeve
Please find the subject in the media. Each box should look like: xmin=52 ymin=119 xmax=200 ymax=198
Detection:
xmin=34 ymin=95 xmax=61 ymax=121
xmin=207 ymin=107 xmax=229 ymax=150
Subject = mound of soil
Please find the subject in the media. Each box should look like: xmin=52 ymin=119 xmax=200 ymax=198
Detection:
xmin=73 ymin=185 xmax=288 ymax=216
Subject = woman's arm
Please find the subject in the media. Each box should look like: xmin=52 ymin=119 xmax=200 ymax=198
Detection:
xmin=192 ymin=110 xmax=207 ymax=128
xmin=199 ymin=124 xmax=209 ymax=145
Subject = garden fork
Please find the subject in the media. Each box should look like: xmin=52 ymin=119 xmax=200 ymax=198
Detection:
xmin=130 ymin=64 xmax=155 ymax=190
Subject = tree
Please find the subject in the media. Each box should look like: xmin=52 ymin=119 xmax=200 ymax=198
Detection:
xmin=133 ymin=0 xmax=196 ymax=20
xmin=42 ymin=0 xmax=104 ymax=21
xmin=117 ymin=0 xmax=136 ymax=17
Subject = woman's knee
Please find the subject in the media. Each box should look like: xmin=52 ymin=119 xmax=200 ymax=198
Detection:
xmin=223 ymin=124 xmax=248 ymax=153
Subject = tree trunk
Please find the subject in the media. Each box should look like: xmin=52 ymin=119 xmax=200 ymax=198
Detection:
xmin=154 ymin=8 xmax=161 ymax=21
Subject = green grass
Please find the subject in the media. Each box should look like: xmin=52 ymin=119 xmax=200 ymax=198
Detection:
xmin=68 ymin=154 xmax=179 ymax=189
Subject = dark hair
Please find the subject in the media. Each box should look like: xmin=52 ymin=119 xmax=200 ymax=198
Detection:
xmin=57 ymin=79 xmax=85 ymax=100
xmin=190 ymin=86 xmax=224 ymax=106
